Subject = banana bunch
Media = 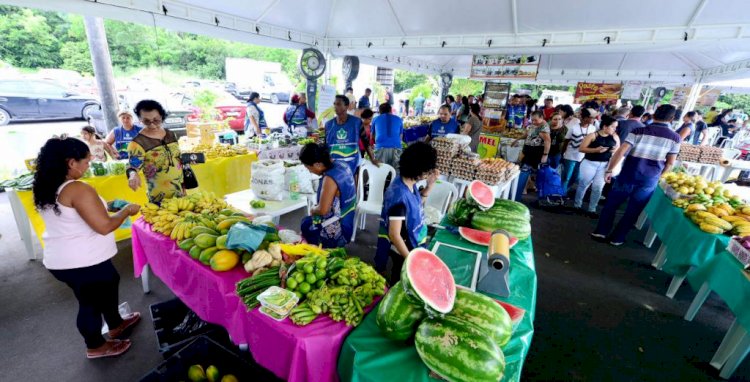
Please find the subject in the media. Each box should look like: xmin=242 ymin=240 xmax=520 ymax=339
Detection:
xmin=194 ymin=143 xmax=249 ymax=159
xmin=189 ymin=191 xmax=228 ymax=215
xmin=672 ymin=198 xmax=691 ymax=209
xmin=170 ymin=214 xmax=202 ymax=241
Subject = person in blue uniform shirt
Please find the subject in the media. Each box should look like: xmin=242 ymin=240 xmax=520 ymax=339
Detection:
xmin=324 ymin=95 xmax=362 ymax=176
xmin=284 ymin=94 xmax=314 ymax=138
xmin=372 ymin=102 xmax=404 ymax=171
xmin=299 ymin=143 xmax=356 ymax=248
xmin=375 ymin=142 xmax=439 ymax=283
xmin=104 ymin=110 xmax=142 ymax=159
xmin=244 ymin=92 xmax=267 ymax=137
xmin=424 ymin=105 xmax=459 ymax=143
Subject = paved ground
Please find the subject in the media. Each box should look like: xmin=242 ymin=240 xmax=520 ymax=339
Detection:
xmin=0 ymin=101 xmax=289 ymax=180
xmin=2 ymin=191 xmax=750 ymax=381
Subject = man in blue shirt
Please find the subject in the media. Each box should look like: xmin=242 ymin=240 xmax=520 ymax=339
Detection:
xmin=592 ymin=104 xmax=680 ymax=246
xmin=358 ymin=88 xmax=371 ymax=109
xmin=324 ymin=95 xmax=362 ymax=176
xmin=413 ymin=94 xmax=426 ymax=116
xmin=615 ymin=105 xmax=645 ymax=143
xmin=425 ymin=105 xmax=458 ymax=143
xmin=105 ymin=110 xmax=143 ymax=159
xmin=372 ymin=102 xmax=404 ymax=170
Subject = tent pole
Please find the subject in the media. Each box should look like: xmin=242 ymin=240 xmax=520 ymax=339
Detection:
xmin=684 ymin=82 xmax=702 ymax=111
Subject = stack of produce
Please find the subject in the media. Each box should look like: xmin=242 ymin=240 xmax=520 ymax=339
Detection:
xmin=376 ymin=248 xmax=511 ymax=382
xmin=0 ymin=173 xmax=34 ymax=190
xmin=431 ymin=137 xmax=462 ymax=160
xmin=107 ymin=161 xmax=127 ymax=176
xmin=481 ymin=118 xmax=507 ymax=133
xmin=678 ymin=143 xmax=724 ymax=164
xmin=682 ymin=204 xmax=750 ymax=235
xmin=448 ymin=180 xmax=531 ymax=240
xmin=476 ymin=158 xmax=519 ymax=184
xmin=193 ymin=143 xmax=249 ymax=159
xmin=186 ymin=364 xmax=237 ymax=382
xmin=501 ymin=129 xmax=526 ymax=139
xmin=404 ymin=116 xmax=433 ymax=128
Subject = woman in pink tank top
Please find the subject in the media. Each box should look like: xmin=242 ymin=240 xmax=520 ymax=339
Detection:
xmin=33 ymin=136 xmax=142 ymax=359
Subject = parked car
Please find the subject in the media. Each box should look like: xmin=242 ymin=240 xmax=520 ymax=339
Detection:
xmin=0 ymin=79 xmax=100 ymax=126
xmin=36 ymin=68 xmax=83 ymax=88
xmin=173 ymin=90 xmax=247 ymax=133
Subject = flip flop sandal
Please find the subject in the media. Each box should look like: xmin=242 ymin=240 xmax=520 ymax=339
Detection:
xmin=86 ymin=339 xmax=131 ymax=359
xmin=108 ymin=312 xmax=142 ymax=339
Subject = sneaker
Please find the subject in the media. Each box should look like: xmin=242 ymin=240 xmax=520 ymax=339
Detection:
xmin=590 ymin=233 xmax=607 ymax=242
xmin=609 ymin=241 xmax=624 ymax=246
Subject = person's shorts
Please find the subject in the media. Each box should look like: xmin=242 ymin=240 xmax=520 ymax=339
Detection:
xmin=374 ymin=148 xmax=403 ymax=171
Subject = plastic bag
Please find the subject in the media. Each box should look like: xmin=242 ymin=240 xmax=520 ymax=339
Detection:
xmin=284 ymin=162 xmax=314 ymax=194
xmin=251 ymin=159 xmax=285 ymax=200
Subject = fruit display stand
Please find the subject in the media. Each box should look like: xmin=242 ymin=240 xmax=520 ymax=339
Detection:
xmin=7 ymin=153 xmax=257 ymax=260
xmin=256 ymin=145 xmax=303 ymax=160
xmin=683 ymin=251 xmax=750 ymax=379
xmin=338 ymin=227 xmax=537 ymax=382
xmin=641 ymin=188 xmax=730 ymax=298
xmin=131 ymin=218 xmax=378 ymax=382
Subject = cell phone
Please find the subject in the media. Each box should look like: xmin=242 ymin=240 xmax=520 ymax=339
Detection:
xmin=180 ymin=152 xmax=206 ymax=164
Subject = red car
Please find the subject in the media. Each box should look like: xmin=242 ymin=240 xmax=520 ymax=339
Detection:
xmin=176 ymin=90 xmax=247 ymax=132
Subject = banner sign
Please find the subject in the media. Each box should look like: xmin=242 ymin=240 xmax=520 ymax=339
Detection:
xmin=697 ymin=89 xmax=721 ymax=107
xmin=574 ymin=82 xmax=623 ymax=103
xmin=670 ymin=87 xmax=691 ymax=107
xmin=470 ymin=55 xmax=540 ymax=80
xmin=478 ymin=133 xmax=501 ymax=159
xmin=621 ymin=81 xmax=644 ymax=100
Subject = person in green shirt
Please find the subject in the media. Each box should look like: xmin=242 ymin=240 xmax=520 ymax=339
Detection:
xmin=413 ymin=94 xmax=426 ymax=116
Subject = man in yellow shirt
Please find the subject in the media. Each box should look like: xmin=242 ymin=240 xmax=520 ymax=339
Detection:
xmin=704 ymin=107 xmax=719 ymax=125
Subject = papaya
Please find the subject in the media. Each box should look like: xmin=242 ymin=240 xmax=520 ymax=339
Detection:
xmin=219 ymin=208 xmax=236 ymax=216
xmin=210 ymin=250 xmax=240 ymax=271
xmin=194 ymin=233 xmax=218 ymax=249
xmin=178 ymin=238 xmax=195 ymax=251
xmin=216 ymin=235 xmax=228 ymax=249
xmin=217 ymin=217 xmax=251 ymax=231
xmin=221 ymin=228 xmax=229 ymax=235
xmin=189 ymin=245 xmax=202 ymax=259
xmin=199 ymin=246 xmax=220 ymax=264
xmin=221 ymin=375 xmax=238 ymax=382
xmin=191 ymin=226 xmax=220 ymax=237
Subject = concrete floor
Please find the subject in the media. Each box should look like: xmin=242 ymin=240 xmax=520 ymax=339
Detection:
xmin=1 ymin=191 xmax=749 ymax=381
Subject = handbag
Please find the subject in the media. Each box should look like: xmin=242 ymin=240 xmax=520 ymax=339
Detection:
xmin=182 ymin=164 xmax=199 ymax=189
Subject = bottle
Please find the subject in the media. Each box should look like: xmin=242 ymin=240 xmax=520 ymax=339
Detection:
xmin=289 ymin=170 xmax=300 ymax=200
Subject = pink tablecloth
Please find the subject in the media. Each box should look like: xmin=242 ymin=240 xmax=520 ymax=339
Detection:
xmin=131 ymin=218 xmax=367 ymax=382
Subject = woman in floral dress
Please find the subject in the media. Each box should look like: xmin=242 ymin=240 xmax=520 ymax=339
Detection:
xmin=126 ymin=100 xmax=184 ymax=204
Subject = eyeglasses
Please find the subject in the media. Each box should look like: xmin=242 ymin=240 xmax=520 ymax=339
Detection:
xmin=141 ymin=118 xmax=162 ymax=126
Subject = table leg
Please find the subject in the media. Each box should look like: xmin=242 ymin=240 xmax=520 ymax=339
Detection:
xmin=272 ymin=216 xmax=280 ymax=225
xmin=651 ymin=244 xmax=668 ymax=270
xmin=643 ymin=226 xmax=657 ymax=248
xmin=635 ymin=210 xmax=648 ymax=230
xmin=712 ymin=319 xmax=744 ymax=369
xmin=665 ymin=268 xmax=691 ymax=299
xmin=509 ymin=175 xmax=519 ymax=201
xmin=684 ymin=282 xmax=711 ymax=321
xmin=720 ymin=329 xmax=750 ymax=379
xmin=141 ymin=264 xmax=151 ymax=294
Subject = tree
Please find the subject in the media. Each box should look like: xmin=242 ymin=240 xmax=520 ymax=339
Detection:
xmin=60 ymin=41 xmax=93 ymax=74
xmin=718 ymin=93 xmax=750 ymax=112
xmin=409 ymin=83 xmax=434 ymax=105
xmin=394 ymin=70 xmax=428 ymax=93
xmin=0 ymin=8 xmax=61 ymax=68
xmin=449 ymin=78 xmax=484 ymax=98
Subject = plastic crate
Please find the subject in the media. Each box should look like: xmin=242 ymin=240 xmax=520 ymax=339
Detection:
xmin=139 ymin=336 xmax=278 ymax=382
xmin=728 ymin=238 xmax=750 ymax=269
xmin=150 ymin=298 xmax=221 ymax=359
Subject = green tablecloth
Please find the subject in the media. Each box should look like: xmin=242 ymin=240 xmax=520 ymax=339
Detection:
xmin=337 ymin=230 xmax=537 ymax=382
xmin=688 ymin=251 xmax=750 ymax=330
xmin=644 ymin=189 xmax=730 ymax=275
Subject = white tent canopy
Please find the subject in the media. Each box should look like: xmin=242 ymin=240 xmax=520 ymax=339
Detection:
xmin=6 ymin=0 xmax=750 ymax=84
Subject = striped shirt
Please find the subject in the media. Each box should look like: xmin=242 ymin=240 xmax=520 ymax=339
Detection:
xmin=563 ymin=122 xmax=595 ymax=162
xmin=619 ymin=122 xmax=681 ymax=186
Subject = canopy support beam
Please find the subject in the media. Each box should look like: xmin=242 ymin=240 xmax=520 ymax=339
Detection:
xmin=687 ymin=0 xmax=709 ymax=27
xmin=683 ymin=81 xmax=703 ymax=111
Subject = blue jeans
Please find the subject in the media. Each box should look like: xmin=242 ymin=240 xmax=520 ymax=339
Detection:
xmin=548 ymin=154 xmax=561 ymax=169
xmin=594 ymin=179 xmax=657 ymax=243
xmin=515 ymin=165 xmax=535 ymax=201
xmin=560 ymin=159 xmax=580 ymax=194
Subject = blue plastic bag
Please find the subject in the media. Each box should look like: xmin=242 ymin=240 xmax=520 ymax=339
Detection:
xmin=226 ymin=222 xmax=269 ymax=253
xmin=536 ymin=164 xmax=565 ymax=206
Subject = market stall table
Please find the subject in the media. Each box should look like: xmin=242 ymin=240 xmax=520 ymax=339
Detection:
xmin=642 ymin=188 xmax=730 ymax=298
xmin=338 ymin=227 xmax=537 ymax=382
xmin=684 ymin=251 xmax=750 ymax=379
xmin=7 ymin=153 xmax=257 ymax=260
xmin=224 ymin=189 xmax=311 ymax=225
xmin=131 ymin=218 xmax=374 ymax=382
xmin=447 ymin=170 xmax=520 ymax=201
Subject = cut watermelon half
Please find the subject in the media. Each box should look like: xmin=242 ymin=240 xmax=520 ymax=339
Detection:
xmin=458 ymin=226 xmax=518 ymax=248
xmin=401 ymin=248 xmax=456 ymax=314
xmin=467 ymin=180 xmax=494 ymax=210
xmin=495 ymin=300 xmax=525 ymax=327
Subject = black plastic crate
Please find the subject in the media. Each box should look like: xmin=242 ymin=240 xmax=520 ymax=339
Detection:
xmin=150 ymin=298 xmax=222 ymax=359
xmin=140 ymin=335 xmax=278 ymax=381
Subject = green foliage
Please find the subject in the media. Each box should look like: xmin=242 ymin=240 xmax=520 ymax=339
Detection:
xmin=448 ymin=78 xmax=484 ymax=98
xmin=60 ymin=40 xmax=92 ymax=74
xmin=718 ymin=93 xmax=750 ymax=112
xmin=409 ymin=83 xmax=434 ymax=105
xmin=394 ymin=70 xmax=428 ymax=93
xmin=0 ymin=8 xmax=61 ymax=68
xmin=193 ymin=89 xmax=219 ymax=121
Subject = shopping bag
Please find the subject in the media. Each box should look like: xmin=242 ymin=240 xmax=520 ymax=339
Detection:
xmin=251 ymin=159 xmax=285 ymax=200
xmin=536 ymin=163 xmax=565 ymax=206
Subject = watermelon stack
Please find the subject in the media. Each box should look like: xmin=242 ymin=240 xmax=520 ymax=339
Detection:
xmin=471 ymin=198 xmax=532 ymax=240
xmin=375 ymin=248 xmax=513 ymax=382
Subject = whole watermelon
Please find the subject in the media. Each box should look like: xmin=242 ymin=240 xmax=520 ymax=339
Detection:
xmin=415 ymin=315 xmax=505 ymax=382
xmin=471 ymin=199 xmax=531 ymax=240
xmin=448 ymin=199 xmax=478 ymax=227
xmin=448 ymin=288 xmax=513 ymax=347
xmin=376 ymin=281 xmax=427 ymax=340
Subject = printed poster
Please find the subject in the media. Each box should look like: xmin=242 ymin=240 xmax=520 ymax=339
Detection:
xmin=470 ymin=55 xmax=540 ymax=80
xmin=317 ymin=84 xmax=337 ymax=124
xmin=574 ymin=82 xmax=623 ymax=103
xmin=621 ymin=81 xmax=644 ymax=100
xmin=478 ymin=133 xmax=501 ymax=159
xmin=697 ymin=89 xmax=721 ymax=107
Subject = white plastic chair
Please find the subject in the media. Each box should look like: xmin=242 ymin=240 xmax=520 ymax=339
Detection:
xmin=425 ymin=180 xmax=459 ymax=220
xmin=724 ymin=148 xmax=742 ymax=160
xmin=703 ymin=127 xmax=721 ymax=146
xmin=351 ymin=160 xmax=396 ymax=241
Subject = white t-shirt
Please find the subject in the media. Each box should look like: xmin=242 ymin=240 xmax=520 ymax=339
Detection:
xmin=563 ymin=122 xmax=596 ymax=162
